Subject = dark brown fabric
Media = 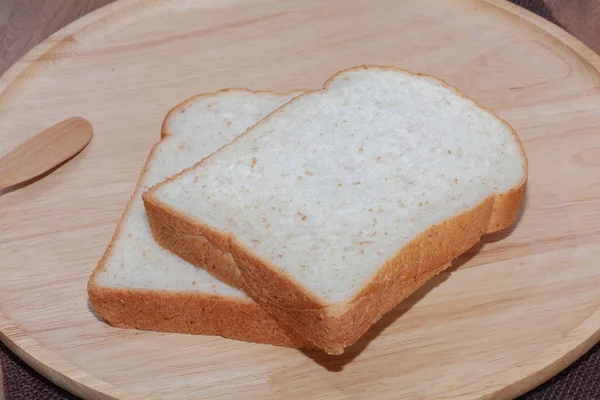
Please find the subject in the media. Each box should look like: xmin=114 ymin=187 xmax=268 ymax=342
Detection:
xmin=519 ymin=342 xmax=600 ymax=399
xmin=512 ymin=0 xmax=562 ymax=26
xmin=0 ymin=0 xmax=598 ymax=399
xmin=0 ymin=343 xmax=78 ymax=400
xmin=0 ymin=0 xmax=117 ymax=76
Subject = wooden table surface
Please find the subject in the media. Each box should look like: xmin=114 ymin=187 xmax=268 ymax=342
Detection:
xmin=1 ymin=0 xmax=599 ymax=399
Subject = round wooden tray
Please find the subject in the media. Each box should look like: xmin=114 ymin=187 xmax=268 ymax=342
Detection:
xmin=1 ymin=0 xmax=599 ymax=399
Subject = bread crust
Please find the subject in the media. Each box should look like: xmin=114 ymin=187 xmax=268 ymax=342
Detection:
xmin=143 ymin=66 xmax=528 ymax=354
xmin=87 ymin=281 xmax=306 ymax=348
xmin=88 ymin=88 xmax=308 ymax=349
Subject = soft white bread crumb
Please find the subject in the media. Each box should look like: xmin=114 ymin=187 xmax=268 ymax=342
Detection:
xmin=152 ymin=67 xmax=527 ymax=305
xmin=93 ymin=90 xmax=299 ymax=296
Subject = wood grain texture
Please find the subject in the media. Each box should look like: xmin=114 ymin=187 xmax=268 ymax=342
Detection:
xmin=0 ymin=0 xmax=599 ymax=399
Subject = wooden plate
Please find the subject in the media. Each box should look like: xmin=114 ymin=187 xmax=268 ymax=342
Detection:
xmin=1 ymin=0 xmax=599 ymax=398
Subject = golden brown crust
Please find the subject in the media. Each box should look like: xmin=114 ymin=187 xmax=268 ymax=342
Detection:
xmin=145 ymin=193 xmax=505 ymax=354
xmin=143 ymin=194 xmax=244 ymax=288
xmin=143 ymin=66 xmax=528 ymax=354
xmin=485 ymin=183 xmax=527 ymax=233
xmin=143 ymin=192 xmax=326 ymax=309
xmin=87 ymin=279 xmax=307 ymax=348
xmin=88 ymin=88 xmax=309 ymax=349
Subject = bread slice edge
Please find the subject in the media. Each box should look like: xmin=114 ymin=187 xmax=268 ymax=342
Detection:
xmin=87 ymin=282 xmax=307 ymax=348
xmin=88 ymin=88 xmax=309 ymax=348
xmin=142 ymin=66 xmax=528 ymax=354
xmin=143 ymin=183 xmax=525 ymax=354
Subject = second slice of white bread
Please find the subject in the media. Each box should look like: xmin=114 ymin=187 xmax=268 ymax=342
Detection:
xmin=143 ymin=66 xmax=528 ymax=354
xmin=87 ymin=89 xmax=308 ymax=348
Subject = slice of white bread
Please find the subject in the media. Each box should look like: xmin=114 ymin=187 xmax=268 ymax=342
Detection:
xmin=143 ymin=66 xmax=528 ymax=355
xmin=87 ymin=89 xmax=309 ymax=348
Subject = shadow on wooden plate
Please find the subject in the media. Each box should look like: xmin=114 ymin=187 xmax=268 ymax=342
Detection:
xmin=301 ymin=193 xmax=528 ymax=370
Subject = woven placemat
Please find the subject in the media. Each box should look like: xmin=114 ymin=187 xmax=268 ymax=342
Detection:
xmin=0 ymin=1 xmax=597 ymax=399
